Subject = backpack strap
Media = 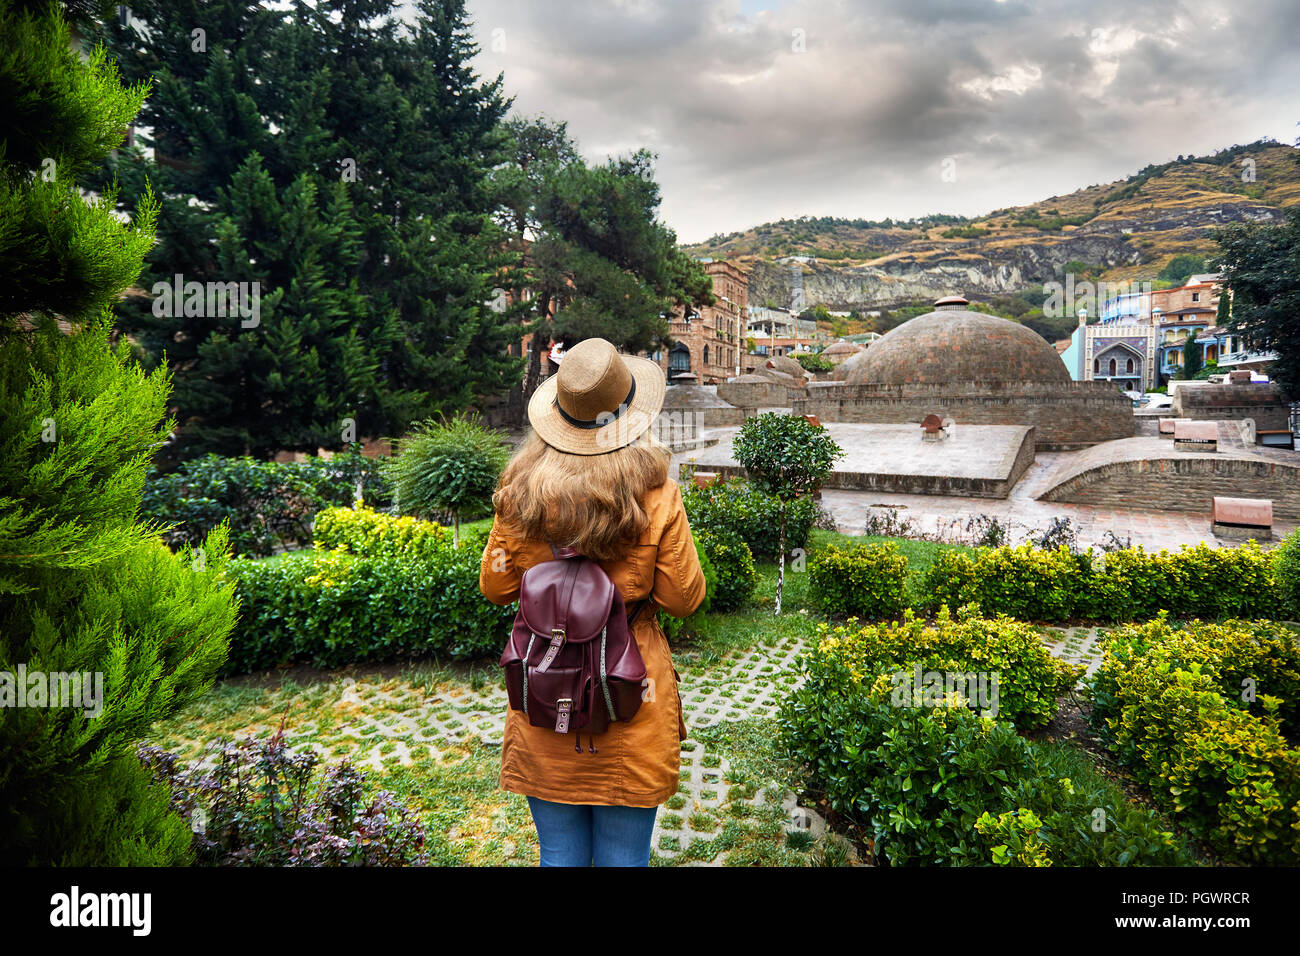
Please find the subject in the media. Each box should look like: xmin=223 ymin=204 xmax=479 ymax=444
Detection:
xmin=548 ymin=540 xmax=650 ymax=628
xmin=627 ymin=599 xmax=649 ymax=627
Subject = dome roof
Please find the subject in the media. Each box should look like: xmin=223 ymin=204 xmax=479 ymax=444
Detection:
xmin=831 ymin=347 xmax=872 ymax=381
xmin=822 ymin=341 xmax=862 ymax=356
xmin=844 ymin=296 xmax=1070 ymax=386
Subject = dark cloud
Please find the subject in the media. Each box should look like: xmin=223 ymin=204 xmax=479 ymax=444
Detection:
xmin=466 ymin=0 xmax=1300 ymax=242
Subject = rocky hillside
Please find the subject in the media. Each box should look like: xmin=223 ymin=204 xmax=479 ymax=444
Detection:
xmin=685 ymin=141 xmax=1300 ymax=311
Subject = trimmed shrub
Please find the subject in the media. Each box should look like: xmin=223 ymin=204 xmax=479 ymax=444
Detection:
xmin=659 ymin=533 xmax=717 ymax=642
xmin=682 ymin=476 xmax=817 ymax=560
xmin=694 ymin=527 xmax=757 ymax=613
xmin=921 ymin=541 xmax=1279 ymax=623
xmin=1085 ymin=542 xmax=1280 ymax=622
xmin=1274 ymin=528 xmax=1300 ymax=620
xmin=143 ymin=452 xmax=390 ymax=557
xmin=779 ymin=634 xmax=1187 ymax=866
xmin=810 ymin=606 xmax=1082 ymax=732
xmin=138 ymin=732 xmax=427 ymax=866
xmin=809 ymin=542 xmax=908 ymax=619
xmin=921 ymin=545 xmax=1085 ymax=622
xmin=222 ymin=522 xmax=511 ymax=673
xmin=1089 ymin=616 xmax=1300 ymax=863
xmin=313 ymin=504 xmax=448 ymax=561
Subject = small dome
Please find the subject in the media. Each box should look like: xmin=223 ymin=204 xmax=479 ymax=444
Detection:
xmin=844 ymin=296 xmax=1069 ymax=386
xmin=821 ymin=341 xmax=863 ymax=356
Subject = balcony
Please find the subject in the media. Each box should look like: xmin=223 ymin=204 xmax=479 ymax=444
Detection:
xmin=1218 ymin=349 xmax=1278 ymax=367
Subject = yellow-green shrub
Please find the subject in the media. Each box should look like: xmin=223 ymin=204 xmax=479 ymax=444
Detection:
xmin=312 ymin=505 xmax=448 ymax=560
xmin=921 ymin=542 xmax=1280 ymax=623
xmin=1089 ymin=616 xmax=1300 ymax=863
xmin=809 ymin=542 xmax=909 ymax=619
xmin=811 ymin=605 xmax=1083 ymax=732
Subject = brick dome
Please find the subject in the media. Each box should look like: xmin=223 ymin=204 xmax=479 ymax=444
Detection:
xmin=844 ymin=297 xmax=1070 ymax=386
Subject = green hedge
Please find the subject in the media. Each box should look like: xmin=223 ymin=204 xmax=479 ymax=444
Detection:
xmin=920 ymin=542 xmax=1280 ymax=623
xmin=694 ymin=527 xmax=757 ymax=613
xmin=143 ymin=452 xmax=391 ymax=557
xmin=1274 ymin=528 xmax=1300 ymax=619
xmin=682 ymin=476 xmax=816 ymax=560
xmin=1089 ymin=616 xmax=1300 ymax=863
xmin=809 ymin=542 xmax=908 ymax=619
xmin=222 ymin=520 xmax=512 ymax=674
xmin=779 ymin=615 xmax=1188 ymax=866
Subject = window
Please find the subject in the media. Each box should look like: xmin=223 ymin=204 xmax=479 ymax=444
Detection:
xmin=703 ymin=345 xmax=709 ymax=366
xmin=668 ymin=344 xmax=690 ymax=373
xmin=1093 ymin=358 xmax=1099 ymax=374
xmin=1192 ymin=292 xmax=1200 ymax=302
xmin=1109 ymin=358 xmax=1117 ymax=377
xmin=1126 ymin=358 xmax=1134 ymax=374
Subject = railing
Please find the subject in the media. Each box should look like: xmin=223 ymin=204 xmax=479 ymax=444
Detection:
xmin=1218 ymin=349 xmax=1278 ymax=367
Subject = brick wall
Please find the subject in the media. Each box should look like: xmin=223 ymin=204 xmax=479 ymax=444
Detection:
xmin=1172 ymin=383 xmax=1290 ymax=430
xmin=1042 ymin=457 xmax=1300 ymax=518
xmin=793 ymin=381 xmax=1134 ymax=448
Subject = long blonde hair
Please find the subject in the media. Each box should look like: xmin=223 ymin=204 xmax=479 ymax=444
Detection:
xmin=493 ymin=431 xmax=670 ymax=560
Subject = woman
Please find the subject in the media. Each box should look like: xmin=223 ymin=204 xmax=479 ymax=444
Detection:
xmin=479 ymin=337 xmax=706 ymax=867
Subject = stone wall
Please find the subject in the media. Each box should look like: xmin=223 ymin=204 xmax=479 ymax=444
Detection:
xmin=1041 ymin=456 xmax=1300 ymax=518
xmin=1171 ymin=382 xmax=1290 ymax=430
xmin=717 ymin=378 xmax=793 ymax=409
xmin=793 ymin=380 xmax=1133 ymax=448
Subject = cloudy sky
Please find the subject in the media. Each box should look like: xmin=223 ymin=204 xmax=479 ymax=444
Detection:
xmin=463 ymin=0 xmax=1300 ymax=244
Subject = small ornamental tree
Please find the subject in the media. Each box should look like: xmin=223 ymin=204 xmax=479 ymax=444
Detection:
xmin=382 ymin=413 xmax=510 ymax=546
xmin=732 ymin=413 xmax=843 ymax=614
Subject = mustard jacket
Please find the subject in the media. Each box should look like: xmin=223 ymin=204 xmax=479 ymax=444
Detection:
xmin=479 ymin=478 xmax=707 ymax=807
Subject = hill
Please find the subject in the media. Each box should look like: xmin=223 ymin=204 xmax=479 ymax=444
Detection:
xmin=684 ymin=140 xmax=1300 ymax=322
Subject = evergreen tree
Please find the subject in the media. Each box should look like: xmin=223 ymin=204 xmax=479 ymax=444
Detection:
xmin=497 ymin=134 xmax=714 ymax=412
xmin=1181 ymin=331 xmax=1204 ymax=379
xmin=95 ymin=0 xmax=521 ymax=458
xmin=0 ymin=0 xmax=238 ymax=864
xmin=1216 ymin=209 xmax=1300 ymax=394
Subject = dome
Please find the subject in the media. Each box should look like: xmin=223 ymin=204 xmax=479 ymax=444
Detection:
xmin=844 ymin=296 xmax=1070 ymax=386
xmin=822 ymin=341 xmax=861 ymax=356
xmin=831 ymin=347 xmax=872 ymax=381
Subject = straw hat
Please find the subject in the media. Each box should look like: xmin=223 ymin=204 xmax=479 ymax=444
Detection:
xmin=527 ymin=338 xmax=666 ymax=455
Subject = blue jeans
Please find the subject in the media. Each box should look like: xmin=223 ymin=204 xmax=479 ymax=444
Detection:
xmin=526 ymin=797 xmax=658 ymax=867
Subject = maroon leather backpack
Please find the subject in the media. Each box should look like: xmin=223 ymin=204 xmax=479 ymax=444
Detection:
xmin=500 ymin=545 xmax=648 ymax=753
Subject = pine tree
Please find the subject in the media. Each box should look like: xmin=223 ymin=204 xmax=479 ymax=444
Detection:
xmin=95 ymin=0 xmax=522 ymax=458
xmin=0 ymin=0 xmax=238 ymax=864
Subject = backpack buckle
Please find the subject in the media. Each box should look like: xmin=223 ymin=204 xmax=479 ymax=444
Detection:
xmin=536 ymin=628 xmax=566 ymax=673
xmin=555 ymin=698 xmax=573 ymax=733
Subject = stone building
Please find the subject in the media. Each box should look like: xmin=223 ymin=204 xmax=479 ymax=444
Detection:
xmin=654 ymin=260 xmax=747 ymax=385
xmin=797 ymin=295 xmax=1134 ymax=449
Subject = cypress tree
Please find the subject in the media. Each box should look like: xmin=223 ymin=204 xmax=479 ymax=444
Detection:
xmin=0 ymin=0 xmax=238 ymax=864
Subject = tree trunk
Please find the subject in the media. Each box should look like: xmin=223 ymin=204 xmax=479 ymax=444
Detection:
xmin=520 ymin=290 xmax=553 ymax=427
xmin=776 ymin=504 xmax=786 ymax=615
xmin=453 ymin=514 xmax=461 ymax=548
